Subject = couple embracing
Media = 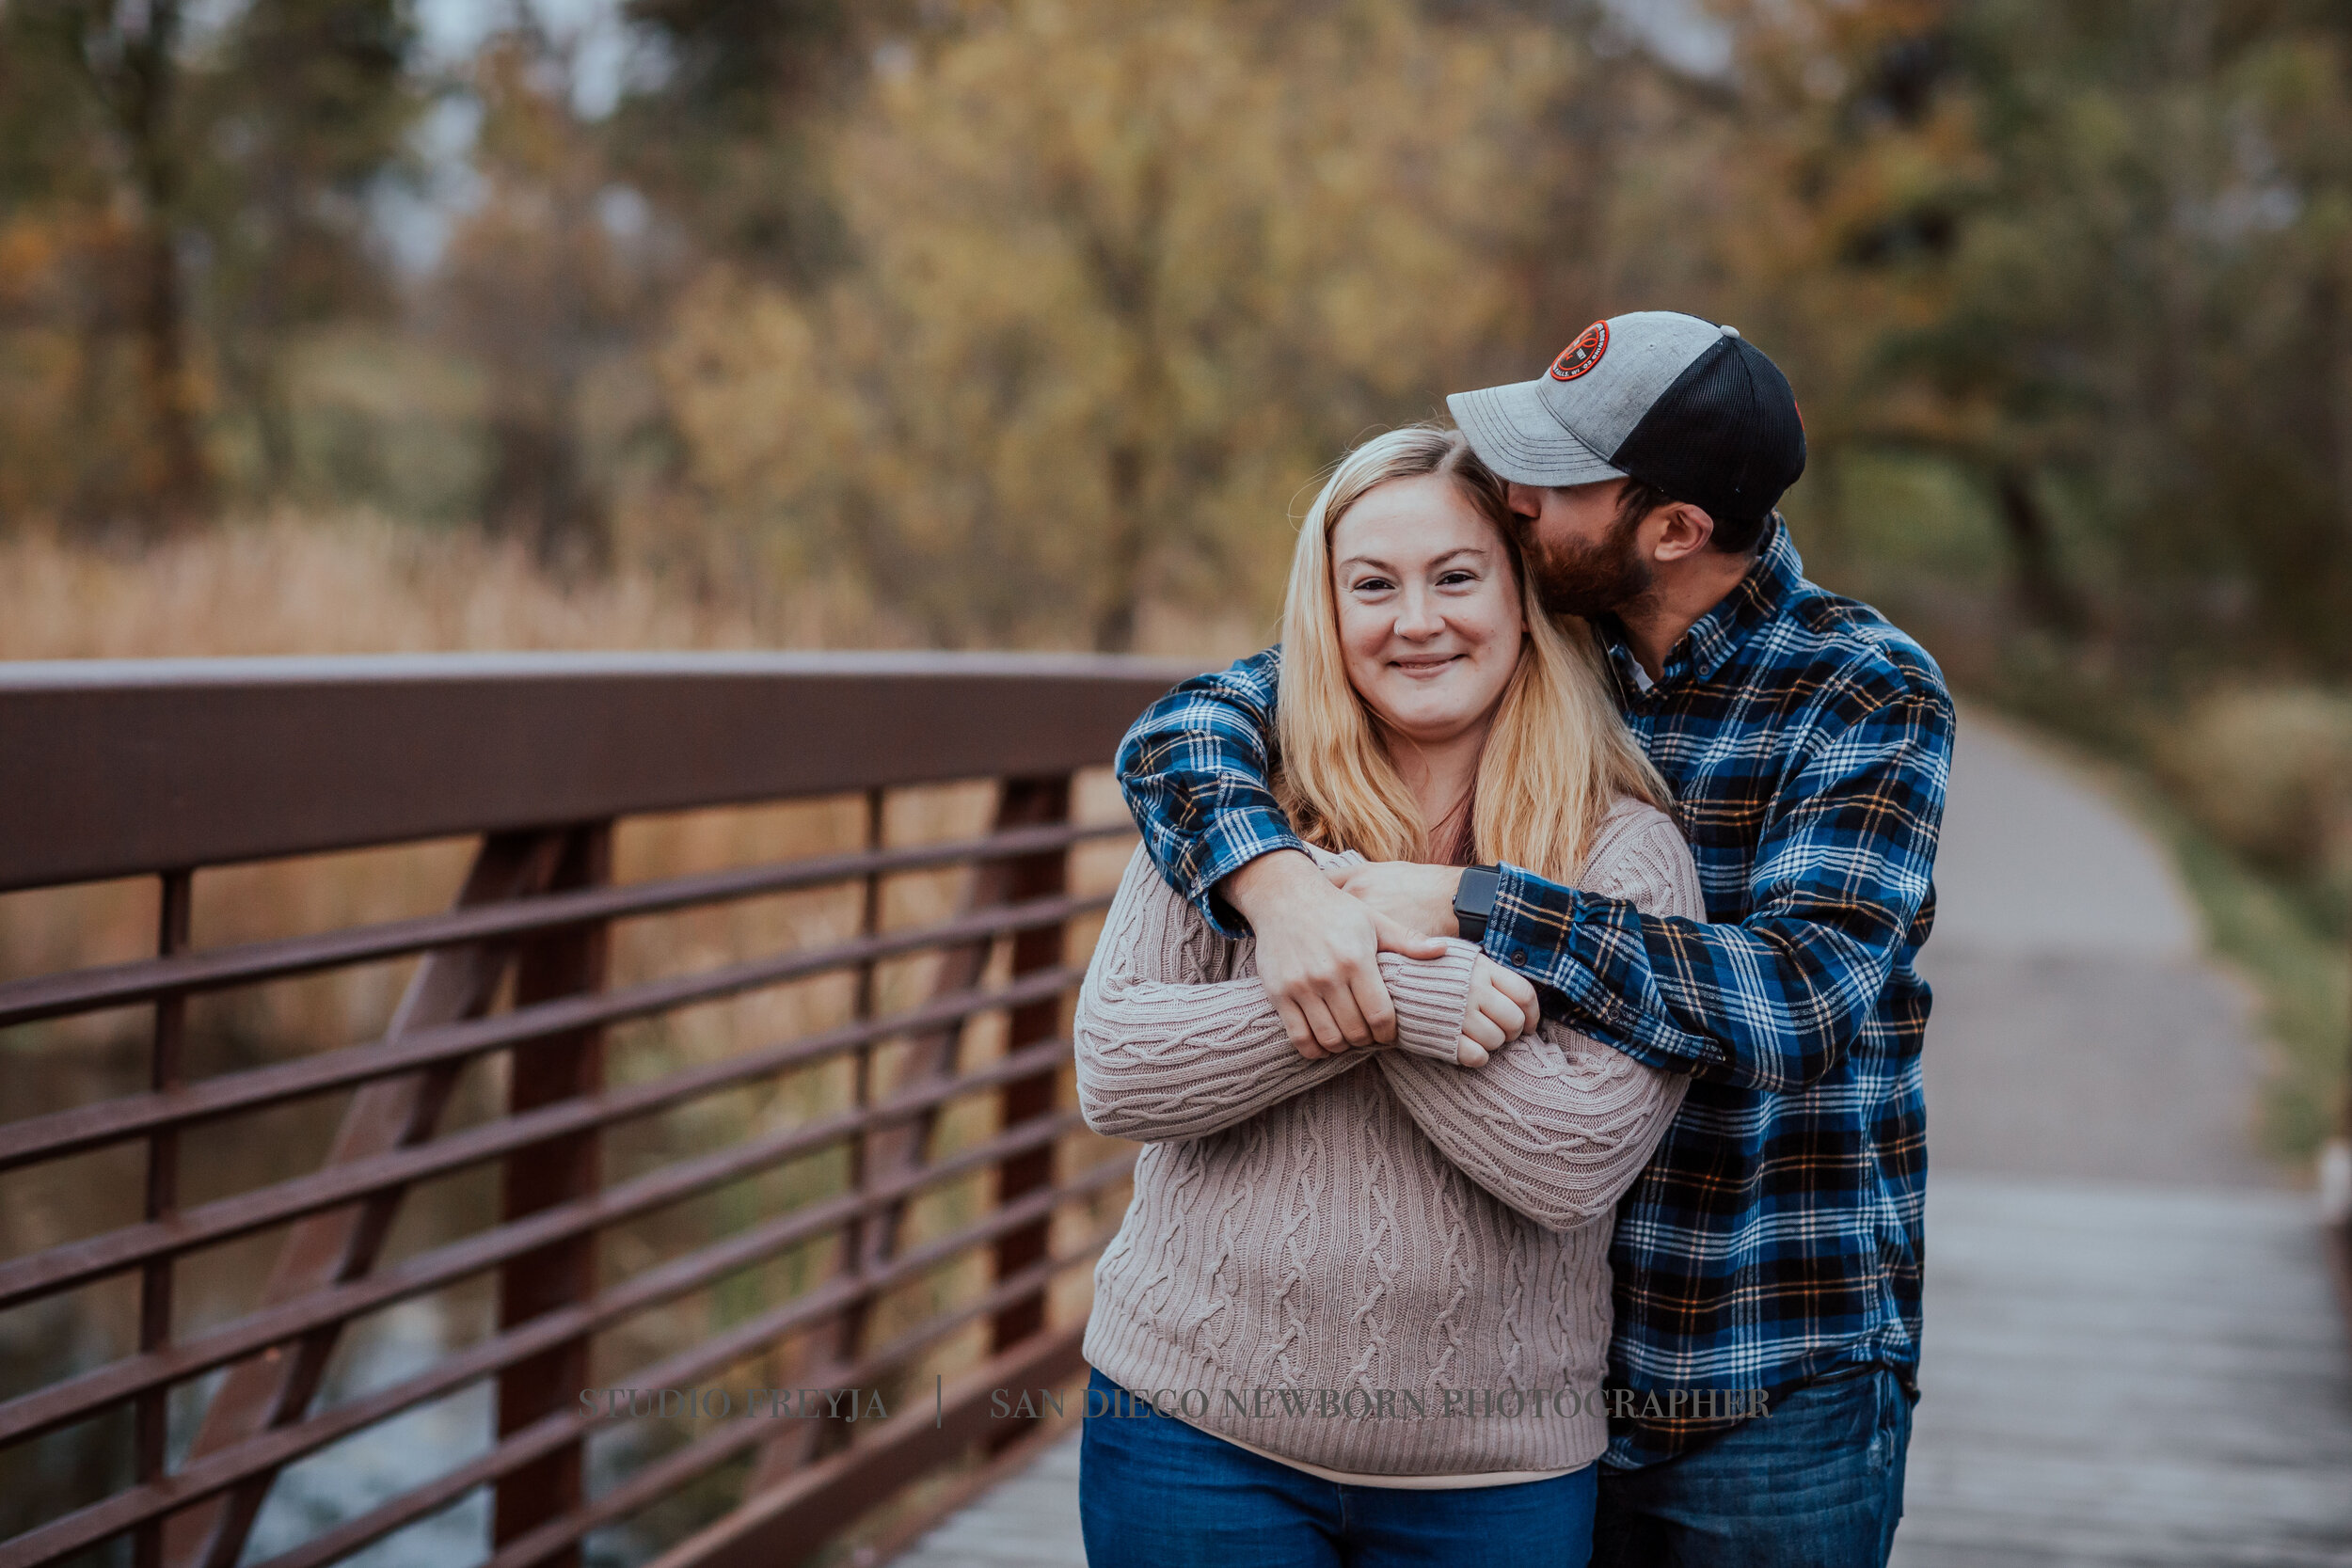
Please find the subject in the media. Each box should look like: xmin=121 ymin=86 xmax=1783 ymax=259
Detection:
xmin=1070 ymin=311 xmax=1955 ymax=1568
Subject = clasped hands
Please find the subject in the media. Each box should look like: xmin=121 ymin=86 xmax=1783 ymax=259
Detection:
xmin=1222 ymin=849 xmax=1538 ymax=1069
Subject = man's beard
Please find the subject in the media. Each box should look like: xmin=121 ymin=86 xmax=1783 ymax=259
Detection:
xmin=1519 ymin=507 xmax=1656 ymax=620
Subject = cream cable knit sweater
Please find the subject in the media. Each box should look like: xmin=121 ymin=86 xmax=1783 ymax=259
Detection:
xmin=1074 ymin=795 xmax=1704 ymax=1481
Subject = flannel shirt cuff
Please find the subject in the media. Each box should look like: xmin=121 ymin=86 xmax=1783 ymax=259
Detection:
xmin=1487 ymin=862 xmax=1644 ymax=1043
xmin=1185 ymin=805 xmax=1311 ymax=940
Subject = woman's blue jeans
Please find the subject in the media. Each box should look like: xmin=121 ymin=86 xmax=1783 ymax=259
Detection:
xmin=1077 ymin=1367 xmax=1597 ymax=1568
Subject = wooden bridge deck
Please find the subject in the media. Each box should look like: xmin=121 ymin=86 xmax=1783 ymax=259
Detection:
xmin=1894 ymin=1178 xmax=2352 ymax=1566
xmin=886 ymin=711 xmax=2352 ymax=1567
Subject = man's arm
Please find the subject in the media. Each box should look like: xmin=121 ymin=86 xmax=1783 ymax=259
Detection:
xmin=1116 ymin=649 xmax=1446 ymax=1054
xmin=1073 ymin=847 xmax=1479 ymax=1144
xmin=1115 ymin=647 xmax=1300 ymax=934
xmin=1370 ymin=809 xmax=1704 ymax=1231
xmin=1484 ymin=679 xmax=1954 ymax=1094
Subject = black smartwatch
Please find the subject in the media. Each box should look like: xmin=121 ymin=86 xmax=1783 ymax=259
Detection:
xmin=1453 ymin=863 xmax=1501 ymax=944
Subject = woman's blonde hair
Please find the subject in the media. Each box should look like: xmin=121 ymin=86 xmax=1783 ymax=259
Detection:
xmin=1273 ymin=424 xmax=1671 ymax=881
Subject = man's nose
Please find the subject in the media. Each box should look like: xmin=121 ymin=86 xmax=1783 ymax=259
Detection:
xmin=1505 ymin=483 xmax=1545 ymax=519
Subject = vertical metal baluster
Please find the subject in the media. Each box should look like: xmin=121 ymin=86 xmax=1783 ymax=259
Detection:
xmin=984 ymin=774 xmax=1073 ymax=1452
xmin=832 ymin=790 xmax=888 ymax=1434
xmin=843 ymin=791 xmax=885 ymax=1303
xmin=135 ymin=869 xmax=193 ymax=1568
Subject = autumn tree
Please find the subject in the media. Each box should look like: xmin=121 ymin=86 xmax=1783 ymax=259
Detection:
xmin=4 ymin=0 xmax=211 ymax=528
xmin=611 ymin=0 xmax=890 ymax=286
xmin=0 ymin=0 xmax=419 ymax=528
xmin=437 ymin=11 xmax=666 ymax=570
xmin=1666 ymin=0 xmax=2352 ymax=672
xmin=659 ymin=0 xmax=1610 ymax=649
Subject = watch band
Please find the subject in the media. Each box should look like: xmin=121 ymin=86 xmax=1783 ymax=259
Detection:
xmin=1453 ymin=863 xmax=1501 ymax=944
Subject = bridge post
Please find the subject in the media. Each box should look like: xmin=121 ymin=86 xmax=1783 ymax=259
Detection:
xmin=493 ymin=822 xmax=613 ymax=1568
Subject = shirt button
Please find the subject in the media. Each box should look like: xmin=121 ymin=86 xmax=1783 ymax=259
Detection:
xmin=1511 ymin=948 xmax=1528 ymax=966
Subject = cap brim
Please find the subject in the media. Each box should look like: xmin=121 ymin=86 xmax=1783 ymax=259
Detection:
xmin=1446 ymin=381 xmax=1626 ymax=488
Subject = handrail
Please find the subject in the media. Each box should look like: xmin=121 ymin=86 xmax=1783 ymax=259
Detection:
xmin=0 ymin=654 xmax=1193 ymax=1568
xmin=0 ymin=652 xmax=1195 ymax=891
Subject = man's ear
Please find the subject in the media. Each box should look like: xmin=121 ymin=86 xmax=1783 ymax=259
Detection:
xmin=1647 ymin=501 xmax=1716 ymax=563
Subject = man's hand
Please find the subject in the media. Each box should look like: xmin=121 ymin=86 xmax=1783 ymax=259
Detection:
xmin=1223 ymin=850 xmax=1449 ymax=1059
xmin=1454 ymin=955 xmax=1540 ymax=1068
xmin=1326 ymin=860 xmax=1464 ymax=938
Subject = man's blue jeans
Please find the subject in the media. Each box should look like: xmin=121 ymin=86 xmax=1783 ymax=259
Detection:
xmin=1077 ymin=1368 xmax=1598 ymax=1567
xmin=1591 ymin=1366 xmax=1915 ymax=1568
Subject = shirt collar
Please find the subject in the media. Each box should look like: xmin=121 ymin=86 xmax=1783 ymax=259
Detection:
xmin=1683 ymin=515 xmax=1803 ymax=682
xmin=1598 ymin=515 xmax=1804 ymax=691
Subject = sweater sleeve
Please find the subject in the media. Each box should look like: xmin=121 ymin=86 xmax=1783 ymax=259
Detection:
xmin=1075 ymin=845 xmax=1479 ymax=1144
xmin=1372 ymin=806 xmax=1702 ymax=1232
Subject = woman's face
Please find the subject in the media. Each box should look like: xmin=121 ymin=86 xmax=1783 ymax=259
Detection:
xmin=1329 ymin=473 xmax=1525 ymax=748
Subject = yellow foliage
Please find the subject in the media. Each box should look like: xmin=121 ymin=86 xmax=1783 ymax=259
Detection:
xmin=661 ymin=0 xmax=1586 ymax=650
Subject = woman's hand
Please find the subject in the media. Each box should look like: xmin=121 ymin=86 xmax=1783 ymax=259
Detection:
xmin=1223 ymin=849 xmax=1450 ymax=1058
xmin=1455 ymin=954 xmax=1539 ymax=1067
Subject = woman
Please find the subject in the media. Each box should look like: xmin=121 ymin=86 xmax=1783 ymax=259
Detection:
xmin=1072 ymin=424 xmax=1707 ymax=1568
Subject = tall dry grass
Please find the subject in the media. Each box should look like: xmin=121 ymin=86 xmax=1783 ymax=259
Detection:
xmin=0 ymin=512 xmax=876 ymax=660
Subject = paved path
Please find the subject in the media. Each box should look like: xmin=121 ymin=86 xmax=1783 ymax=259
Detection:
xmin=1918 ymin=714 xmax=2275 ymax=1188
xmin=891 ymin=707 xmax=2352 ymax=1567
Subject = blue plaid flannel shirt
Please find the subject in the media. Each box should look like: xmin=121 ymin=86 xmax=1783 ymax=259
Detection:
xmin=1113 ymin=519 xmax=1954 ymax=1467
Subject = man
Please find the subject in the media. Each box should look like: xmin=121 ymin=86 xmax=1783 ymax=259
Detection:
xmin=1114 ymin=310 xmax=1954 ymax=1565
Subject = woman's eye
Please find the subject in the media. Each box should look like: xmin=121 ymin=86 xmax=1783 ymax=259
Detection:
xmin=1351 ymin=577 xmax=1395 ymax=594
xmin=1438 ymin=571 xmax=1479 ymax=588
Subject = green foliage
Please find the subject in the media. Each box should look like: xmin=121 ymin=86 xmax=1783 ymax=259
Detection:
xmin=2 ymin=0 xmax=2350 ymax=680
xmin=612 ymin=0 xmax=874 ymax=281
xmin=188 ymin=0 xmax=423 ymax=489
xmin=2155 ymin=798 xmax=2349 ymax=1160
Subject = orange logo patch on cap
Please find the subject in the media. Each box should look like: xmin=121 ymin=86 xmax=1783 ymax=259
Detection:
xmin=1549 ymin=321 xmax=1609 ymax=382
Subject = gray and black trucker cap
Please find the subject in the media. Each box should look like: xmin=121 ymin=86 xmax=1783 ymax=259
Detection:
xmin=1447 ymin=310 xmax=1806 ymax=525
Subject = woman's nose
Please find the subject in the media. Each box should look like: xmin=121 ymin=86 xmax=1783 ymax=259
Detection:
xmin=1393 ymin=588 xmax=1444 ymax=640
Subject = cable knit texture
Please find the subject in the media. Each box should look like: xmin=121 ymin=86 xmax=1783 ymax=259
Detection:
xmin=1076 ymin=796 xmax=1703 ymax=1478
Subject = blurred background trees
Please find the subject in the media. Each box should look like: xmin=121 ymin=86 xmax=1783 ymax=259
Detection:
xmin=6 ymin=0 xmax=2347 ymax=670
xmin=1 ymin=0 xmax=2348 ymax=1134
xmin=0 ymin=0 xmax=416 ymax=529
xmin=660 ymin=0 xmax=1592 ymax=647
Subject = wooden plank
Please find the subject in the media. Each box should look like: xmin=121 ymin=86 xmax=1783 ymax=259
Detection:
xmin=1892 ymin=1177 xmax=2352 ymax=1567
xmin=886 ymin=1177 xmax=2352 ymax=1568
xmin=888 ymin=1429 xmax=1086 ymax=1568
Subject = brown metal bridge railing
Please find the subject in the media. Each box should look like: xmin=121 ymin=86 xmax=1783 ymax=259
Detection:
xmin=0 ymin=652 xmax=1197 ymax=1568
